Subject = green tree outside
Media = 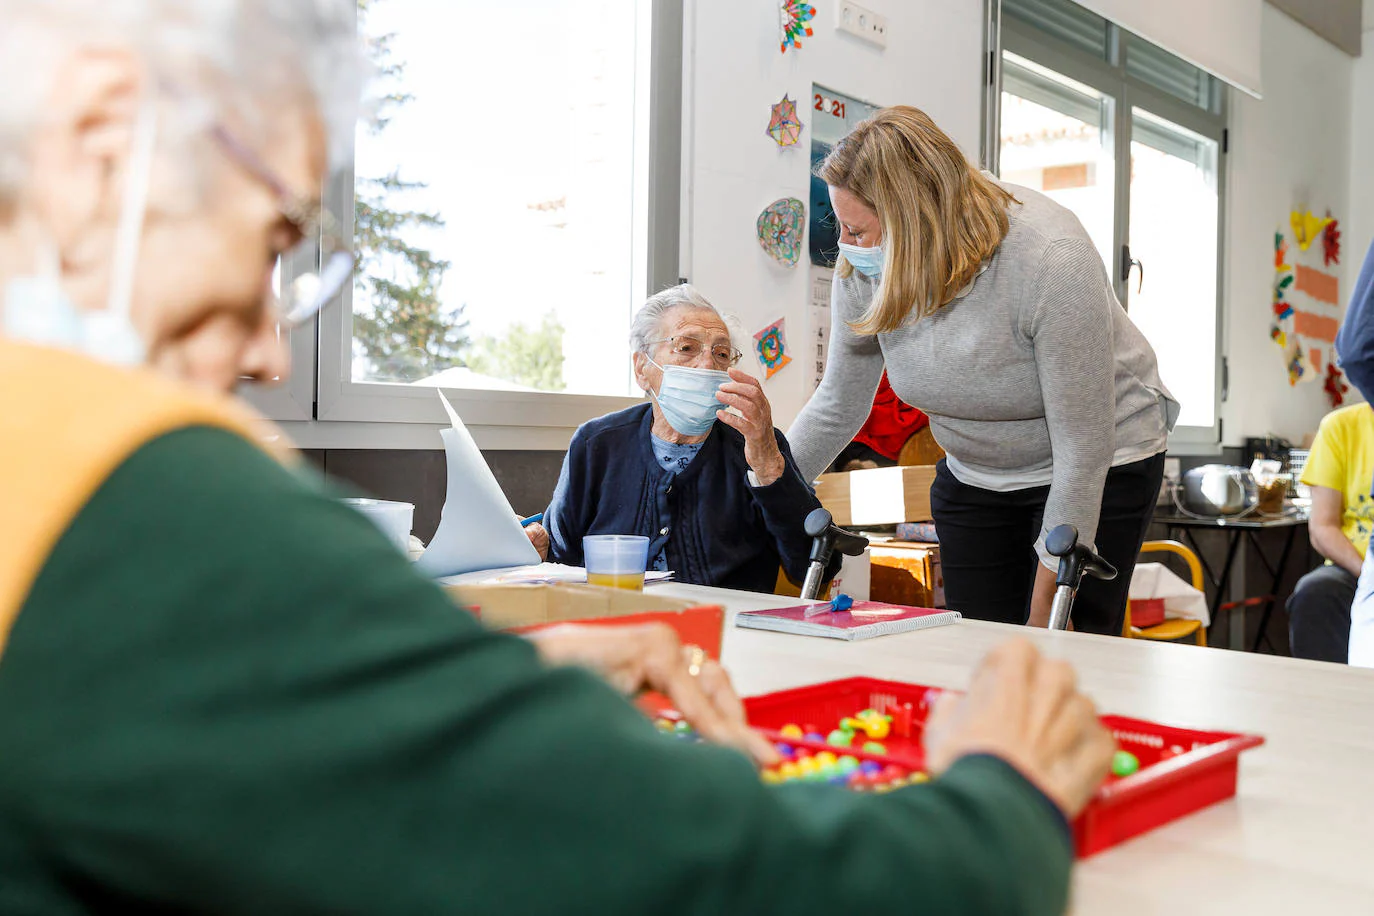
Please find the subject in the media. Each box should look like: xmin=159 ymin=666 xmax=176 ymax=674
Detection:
xmin=352 ymin=0 xmax=467 ymax=382
xmin=467 ymin=312 xmax=567 ymax=392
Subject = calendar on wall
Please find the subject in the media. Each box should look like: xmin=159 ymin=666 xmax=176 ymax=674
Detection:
xmin=807 ymin=85 xmax=878 ymax=390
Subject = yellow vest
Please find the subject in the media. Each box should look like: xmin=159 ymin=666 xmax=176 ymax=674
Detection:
xmin=0 ymin=339 xmax=290 ymax=654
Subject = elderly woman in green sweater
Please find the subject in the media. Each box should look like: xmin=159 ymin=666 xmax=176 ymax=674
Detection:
xmin=0 ymin=2 xmax=1113 ymax=912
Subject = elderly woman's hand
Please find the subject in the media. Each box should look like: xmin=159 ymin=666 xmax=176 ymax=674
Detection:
xmin=715 ymin=368 xmax=787 ymax=486
xmin=526 ymin=622 xmax=780 ymax=767
xmin=524 ymin=522 xmax=551 ymax=561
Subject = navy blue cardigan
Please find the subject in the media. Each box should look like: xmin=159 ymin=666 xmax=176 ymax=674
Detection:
xmin=545 ymin=404 xmax=824 ymax=593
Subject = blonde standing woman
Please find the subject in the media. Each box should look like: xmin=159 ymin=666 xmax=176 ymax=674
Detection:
xmin=789 ymin=106 xmax=1178 ymax=636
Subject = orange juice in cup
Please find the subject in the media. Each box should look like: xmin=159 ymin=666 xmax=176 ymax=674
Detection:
xmin=583 ymin=535 xmax=651 ymax=592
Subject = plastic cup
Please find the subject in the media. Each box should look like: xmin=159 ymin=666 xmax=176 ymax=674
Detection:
xmin=342 ymin=498 xmax=414 ymax=554
xmin=583 ymin=534 xmax=651 ymax=591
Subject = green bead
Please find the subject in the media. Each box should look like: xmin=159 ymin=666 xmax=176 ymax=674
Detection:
xmin=1111 ymin=750 xmax=1140 ymax=777
xmin=862 ymin=741 xmax=887 ymax=755
xmin=838 ymin=756 xmax=860 ymax=773
xmin=673 ymin=720 xmax=694 ymax=736
xmin=827 ymin=729 xmax=854 ymax=747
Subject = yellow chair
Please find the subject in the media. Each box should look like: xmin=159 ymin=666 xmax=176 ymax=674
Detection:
xmin=1126 ymin=540 xmax=1207 ymax=646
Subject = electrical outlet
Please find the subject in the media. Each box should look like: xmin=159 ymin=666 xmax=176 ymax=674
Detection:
xmin=836 ymin=1 xmax=888 ymax=48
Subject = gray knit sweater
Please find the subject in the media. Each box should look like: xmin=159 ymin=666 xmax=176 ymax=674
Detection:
xmin=787 ymin=182 xmax=1176 ymax=568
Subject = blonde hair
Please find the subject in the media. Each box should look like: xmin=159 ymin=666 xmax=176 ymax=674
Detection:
xmin=818 ymin=105 xmax=1016 ymax=334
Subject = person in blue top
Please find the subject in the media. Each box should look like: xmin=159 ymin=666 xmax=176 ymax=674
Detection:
xmin=1335 ymin=239 xmax=1374 ymax=666
xmin=527 ymin=284 xmax=827 ymax=592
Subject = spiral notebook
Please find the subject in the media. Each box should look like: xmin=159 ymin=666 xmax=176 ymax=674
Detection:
xmin=735 ymin=602 xmax=961 ymax=641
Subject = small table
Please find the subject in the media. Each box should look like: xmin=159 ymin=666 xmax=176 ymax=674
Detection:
xmin=1152 ymin=512 xmax=1310 ymax=652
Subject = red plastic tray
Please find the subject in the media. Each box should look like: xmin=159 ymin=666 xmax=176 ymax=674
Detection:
xmin=743 ymin=677 xmax=1264 ymax=857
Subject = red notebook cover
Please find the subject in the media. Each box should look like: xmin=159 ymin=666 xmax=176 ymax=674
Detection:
xmin=735 ymin=601 xmax=961 ymax=640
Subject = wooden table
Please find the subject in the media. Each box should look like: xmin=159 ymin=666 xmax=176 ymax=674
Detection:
xmin=1153 ymin=512 xmax=1311 ymax=652
xmin=653 ymin=582 xmax=1374 ymax=914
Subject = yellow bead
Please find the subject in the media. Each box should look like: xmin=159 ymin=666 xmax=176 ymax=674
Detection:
xmin=910 ymin=772 xmax=929 ymax=784
xmin=797 ymin=757 xmax=820 ymax=774
xmin=815 ymin=752 xmax=838 ymax=767
xmin=779 ymin=762 xmax=802 ymax=780
xmin=761 ymin=769 xmax=783 ymax=784
xmin=779 ymin=724 xmax=804 ymax=739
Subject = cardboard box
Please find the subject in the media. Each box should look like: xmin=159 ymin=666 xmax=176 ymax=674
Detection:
xmin=814 ymin=465 xmax=936 ymax=526
xmin=868 ymin=542 xmax=945 ymax=609
xmin=446 ymin=582 xmax=725 ymax=659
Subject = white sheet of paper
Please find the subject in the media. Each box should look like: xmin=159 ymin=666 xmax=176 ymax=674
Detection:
xmin=414 ymin=392 xmax=542 ymax=578
xmin=437 ymin=563 xmax=676 ymax=587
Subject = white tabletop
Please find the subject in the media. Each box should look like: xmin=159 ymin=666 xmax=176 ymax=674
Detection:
xmin=651 ymin=582 xmax=1374 ymax=914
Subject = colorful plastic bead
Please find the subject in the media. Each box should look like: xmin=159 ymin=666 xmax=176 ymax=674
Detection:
xmin=762 ymin=768 xmax=783 ymax=785
xmin=674 ymin=720 xmax=694 ymax=736
xmin=909 ymin=772 xmax=930 ymax=784
xmin=775 ymin=743 xmax=795 ymax=758
xmin=815 ymin=751 xmax=838 ymax=767
xmin=779 ymin=762 xmax=801 ymax=780
xmin=838 ymin=755 xmax=860 ymax=773
xmin=779 ymin=724 xmax=804 ymax=739
xmin=880 ymin=765 xmax=906 ymax=781
xmin=1111 ymin=750 xmax=1140 ymax=777
xmin=859 ymin=760 xmax=882 ymax=776
xmin=797 ymin=757 xmax=820 ymax=775
xmin=847 ymin=769 xmax=868 ymax=785
xmin=826 ymin=729 xmax=854 ymax=747
xmin=804 ymin=732 xmax=827 ymax=743
xmin=654 ymin=718 xmax=675 ymax=733
xmin=862 ymin=741 xmax=887 ymax=755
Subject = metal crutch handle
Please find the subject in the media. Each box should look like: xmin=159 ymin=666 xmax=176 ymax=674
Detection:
xmin=1045 ymin=524 xmax=1118 ymax=631
xmin=799 ymin=508 xmax=870 ymax=601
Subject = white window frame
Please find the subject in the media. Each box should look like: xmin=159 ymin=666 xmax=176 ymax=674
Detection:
xmin=989 ymin=1 xmax=1229 ymax=451
xmin=243 ymin=0 xmax=683 ymax=438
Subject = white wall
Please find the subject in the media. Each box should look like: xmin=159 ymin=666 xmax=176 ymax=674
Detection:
xmin=682 ymin=0 xmax=985 ymax=428
xmin=1349 ymin=7 xmax=1374 ymax=312
xmin=1221 ymin=3 xmax=1356 ymax=445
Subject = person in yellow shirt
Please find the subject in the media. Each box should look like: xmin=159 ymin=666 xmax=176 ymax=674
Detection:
xmin=1289 ymin=403 xmax=1374 ymax=661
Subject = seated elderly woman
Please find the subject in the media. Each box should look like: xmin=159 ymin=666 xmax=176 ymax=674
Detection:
xmin=528 ymin=285 xmax=824 ymax=592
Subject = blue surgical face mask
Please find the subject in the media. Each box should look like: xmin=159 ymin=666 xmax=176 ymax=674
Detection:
xmin=647 ymin=358 xmax=731 ymax=437
xmin=838 ymin=241 xmax=884 ymax=280
xmin=2 ymin=94 xmax=157 ymax=366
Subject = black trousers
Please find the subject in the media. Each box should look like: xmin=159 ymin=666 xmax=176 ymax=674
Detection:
xmin=931 ymin=453 xmax=1166 ymax=635
xmin=1287 ymin=565 xmax=1355 ymax=663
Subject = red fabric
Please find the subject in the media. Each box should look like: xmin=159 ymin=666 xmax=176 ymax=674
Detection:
xmin=853 ymin=373 xmax=929 ymax=460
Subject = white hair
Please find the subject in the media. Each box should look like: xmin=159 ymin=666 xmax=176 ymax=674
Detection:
xmin=629 ymin=283 xmax=740 ymax=356
xmin=0 ymin=0 xmax=366 ymax=204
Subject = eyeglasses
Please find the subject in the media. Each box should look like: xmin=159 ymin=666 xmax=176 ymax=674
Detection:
xmin=652 ymin=336 xmax=743 ymax=369
xmin=210 ymin=125 xmax=355 ymax=328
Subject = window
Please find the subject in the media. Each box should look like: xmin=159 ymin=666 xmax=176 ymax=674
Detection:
xmin=1000 ymin=53 xmax=1116 ymax=271
xmin=997 ymin=0 xmax=1226 ymax=444
xmin=307 ymin=0 xmax=680 ymax=427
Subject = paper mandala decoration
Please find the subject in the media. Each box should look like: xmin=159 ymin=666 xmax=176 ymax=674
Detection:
xmin=1326 ymin=362 xmax=1349 ymax=407
xmin=1290 ymin=210 xmax=1333 ymax=252
xmin=1323 ymin=217 xmax=1341 ymax=267
xmin=780 ymin=0 xmax=815 ymax=53
xmin=767 ymin=94 xmax=804 ymax=147
xmin=757 ymin=197 xmax=806 ymax=268
xmin=754 ymin=318 xmax=793 ymax=378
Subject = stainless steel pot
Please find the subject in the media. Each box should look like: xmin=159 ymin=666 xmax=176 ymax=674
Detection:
xmin=1181 ymin=465 xmax=1257 ymax=516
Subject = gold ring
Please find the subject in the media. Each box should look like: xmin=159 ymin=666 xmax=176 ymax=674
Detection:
xmin=684 ymin=644 xmax=707 ymax=678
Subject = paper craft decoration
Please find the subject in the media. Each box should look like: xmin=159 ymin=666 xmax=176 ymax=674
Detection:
xmin=757 ymin=197 xmax=806 ymax=267
xmin=1295 ymin=265 xmax=1340 ymax=306
xmin=1326 ymin=363 xmax=1349 ymax=407
xmin=415 ymin=391 xmax=541 ymax=578
xmin=1275 ymin=232 xmax=1290 ymax=271
xmin=1273 ymin=271 xmax=1294 ymax=321
xmin=1294 ymin=309 xmax=1339 ymax=343
xmin=1290 ymin=210 xmax=1333 ymax=252
xmin=753 ymin=318 xmax=793 ymax=378
xmin=1323 ymin=218 xmax=1342 ymax=267
xmin=780 ymin=0 xmax=815 ymax=53
xmin=766 ymin=94 xmax=804 ymax=147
